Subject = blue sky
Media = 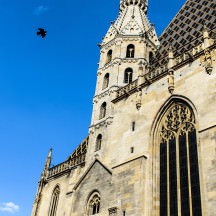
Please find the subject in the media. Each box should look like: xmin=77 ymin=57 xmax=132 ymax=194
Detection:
xmin=0 ymin=0 xmax=185 ymax=215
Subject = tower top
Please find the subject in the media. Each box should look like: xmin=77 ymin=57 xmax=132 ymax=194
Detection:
xmin=120 ymin=0 xmax=148 ymax=13
xmin=101 ymin=0 xmax=158 ymax=47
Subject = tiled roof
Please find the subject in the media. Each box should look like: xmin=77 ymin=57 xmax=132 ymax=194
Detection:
xmin=153 ymin=0 xmax=216 ymax=66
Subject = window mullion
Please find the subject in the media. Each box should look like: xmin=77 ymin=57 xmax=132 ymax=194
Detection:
xmin=53 ymin=195 xmax=58 ymax=216
xmin=186 ymin=131 xmax=193 ymax=216
xmin=50 ymin=195 xmax=56 ymax=216
xmin=176 ymin=135 xmax=182 ymax=216
xmin=167 ymin=140 xmax=170 ymax=216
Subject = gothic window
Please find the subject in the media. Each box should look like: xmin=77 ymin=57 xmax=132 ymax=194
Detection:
xmin=124 ymin=68 xmax=133 ymax=84
xmin=159 ymin=102 xmax=202 ymax=216
xmin=126 ymin=44 xmax=135 ymax=58
xmin=106 ymin=50 xmax=112 ymax=64
xmin=87 ymin=192 xmax=101 ymax=215
xmin=102 ymin=73 xmax=109 ymax=89
xmin=100 ymin=102 xmax=106 ymax=119
xmin=49 ymin=185 xmax=60 ymax=216
xmin=95 ymin=134 xmax=102 ymax=151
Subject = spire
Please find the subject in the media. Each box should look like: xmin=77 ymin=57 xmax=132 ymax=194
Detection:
xmin=41 ymin=148 xmax=52 ymax=179
xmin=101 ymin=0 xmax=158 ymax=47
xmin=120 ymin=0 xmax=148 ymax=14
xmin=32 ymin=149 xmax=52 ymax=216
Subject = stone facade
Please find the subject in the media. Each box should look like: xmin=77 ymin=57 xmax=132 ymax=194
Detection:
xmin=31 ymin=0 xmax=216 ymax=215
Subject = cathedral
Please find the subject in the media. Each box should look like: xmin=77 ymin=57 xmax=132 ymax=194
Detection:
xmin=31 ymin=0 xmax=216 ymax=215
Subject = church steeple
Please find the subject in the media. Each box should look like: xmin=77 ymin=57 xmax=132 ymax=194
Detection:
xmin=88 ymin=0 xmax=159 ymax=164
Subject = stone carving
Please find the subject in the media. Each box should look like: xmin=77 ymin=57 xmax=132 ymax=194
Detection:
xmin=160 ymin=103 xmax=195 ymax=142
xmin=121 ymin=19 xmax=143 ymax=35
xmin=136 ymin=90 xmax=142 ymax=110
xmin=108 ymin=207 xmax=118 ymax=216
xmin=168 ymin=70 xmax=174 ymax=94
xmin=204 ymin=49 xmax=213 ymax=74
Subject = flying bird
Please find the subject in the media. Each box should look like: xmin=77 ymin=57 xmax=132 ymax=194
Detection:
xmin=37 ymin=28 xmax=47 ymax=38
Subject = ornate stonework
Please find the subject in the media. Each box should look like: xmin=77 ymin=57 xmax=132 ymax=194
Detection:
xmin=31 ymin=1 xmax=216 ymax=216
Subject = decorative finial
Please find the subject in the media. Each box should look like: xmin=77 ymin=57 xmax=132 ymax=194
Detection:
xmin=41 ymin=148 xmax=52 ymax=179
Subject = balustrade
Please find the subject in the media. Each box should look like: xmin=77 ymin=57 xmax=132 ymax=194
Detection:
xmin=48 ymin=154 xmax=86 ymax=178
xmin=116 ymin=80 xmax=138 ymax=98
xmin=113 ymin=40 xmax=216 ymax=102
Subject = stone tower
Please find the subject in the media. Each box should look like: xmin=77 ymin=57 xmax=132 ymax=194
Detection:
xmin=31 ymin=0 xmax=216 ymax=215
xmin=88 ymin=0 xmax=159 ymax=166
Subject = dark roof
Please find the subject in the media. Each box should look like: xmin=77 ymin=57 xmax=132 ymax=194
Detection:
xmin=153 ymin=0 xmax=216 ymax=66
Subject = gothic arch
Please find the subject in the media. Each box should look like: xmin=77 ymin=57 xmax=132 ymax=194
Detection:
xmin=106 ymin=50 xmax=112 ymax=64
xmin=150 ymin=96 xmax=203 ymax=216
xmin=100 ymin=102 xmax=107 ymax=119
xmin=95 ymin=134 xmax=102 ymax=151
xmin=48 ymin=185 xmax=60 ymax=216
xmin=151 ymin=95 xmax=198 ymax=135
xmin=126 ymin=44 xmax=135 ymax=58
xmin=85 ymin=190 xmax=101 ymax=216
xmin=124 ymin=68 xmax=133 ymax=83
xmin=102 ymin=73 xmax=109 ymax=90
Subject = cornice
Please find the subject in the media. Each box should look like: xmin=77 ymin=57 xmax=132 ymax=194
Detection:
xmin=93 ymin=87 xmax=118 ymax=102
xmin=98 ymin=57 xmax=146 ymax=71
xmin=100 ymin=34 xmax=146 ymax=50
xmin=89 ymin=116 xmax=114 ymax=133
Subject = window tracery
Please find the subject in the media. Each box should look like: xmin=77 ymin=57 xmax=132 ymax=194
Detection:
xmin=87 ymin=193 xmax=101 ymax=215
xmin=159 ymin=102 xmax=202 ymax=216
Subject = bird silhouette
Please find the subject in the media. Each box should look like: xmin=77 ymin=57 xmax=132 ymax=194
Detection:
xmin=37 ymin=28 xmax=47 ymax=38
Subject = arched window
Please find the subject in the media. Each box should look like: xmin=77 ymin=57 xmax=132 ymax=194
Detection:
xmin=95 ymin=134 xmax=102 ymax=151
xmin=49 ymin=185 xmax=60 ymax=216
xmin=159 ymin=102 xmax=202 ymax=216
xmin=87 ymin=192 xmax=101 ymax=215
xmin=126 ymin=44 xmax=135 ymax=58
xmin=100 ymin=102 xmax=106 ymax=119
xmin=102 ymin=73 xmax=109 ymax=89
xmin=106 ymin=50 xmax=112 ymax=64
xmin=149 ymin=51 xmax=153 ymax=62
xmin=124 ymin=68 xmax=133 ymax=83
